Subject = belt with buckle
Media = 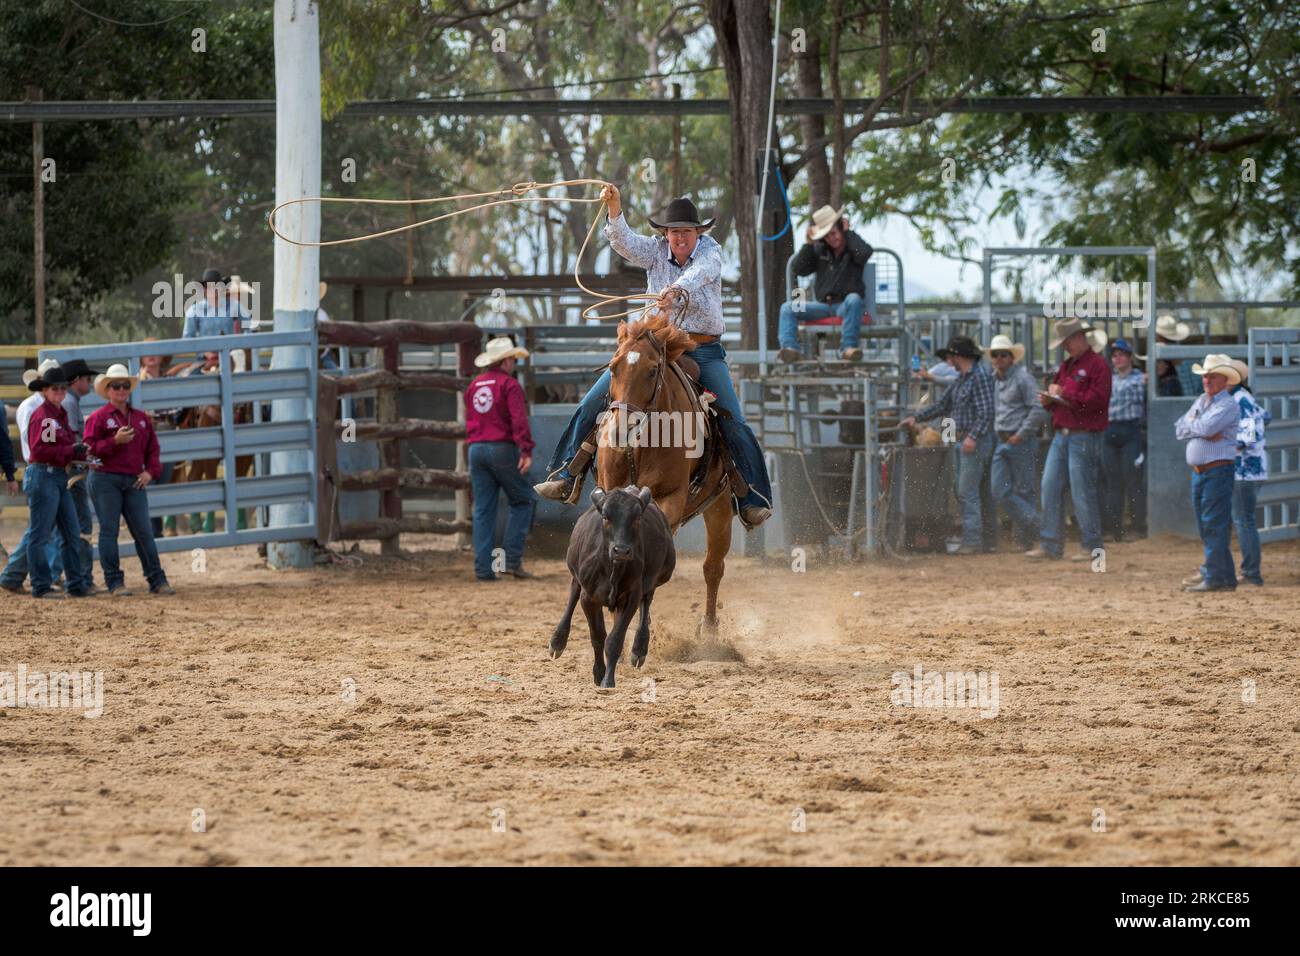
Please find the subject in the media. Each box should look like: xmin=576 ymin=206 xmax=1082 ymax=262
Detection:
xmin=687 ymin=333 xmax=720 ymax=344
xmin=1192 ymin=459 xmax=1233 ymax=474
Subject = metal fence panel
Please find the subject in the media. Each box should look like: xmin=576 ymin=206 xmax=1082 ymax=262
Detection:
xmin=1248 ymin=327 xmax=1300 ymax=543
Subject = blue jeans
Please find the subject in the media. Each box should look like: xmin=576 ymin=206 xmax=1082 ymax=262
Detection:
xmin=1231 ymin=480 xmax=1262 ymax=585
xmin=1192 ymin=464 xmax=1236 ymax=588
xmin=955 ymin=432 xmax=995 ymax=548
xmin=777 ymin=293 xmax=866 ymax=350
xmin=990 ymin=435 xmax=1039 ymax=546
xmin=0 ymin=469 xmax=34 ymax=588
xmin=89 ymin=471 xmax=168 ymax=591
xmin=547 ymin=341 xmax=773 ymax=511
xmin=1038 ymin=430 xmax=1104 ymax=556
xmin=27 ymin=464 xmax=86 ymax=598
xmin=50 ymin=478 xmax=95 ymax=592
xmin=1102 ymin=419 xmax=1145 ymax=537
xmin=469 ymin=442 xmax=536 ymax=579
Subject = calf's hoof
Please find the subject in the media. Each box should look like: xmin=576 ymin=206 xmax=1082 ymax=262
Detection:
xmin=629 ymin=651 xmax=646 ymax=668
xmin=599 ymin=673 xmax=617 ymax=690
xmin=548 ymin=636 xmax=567 ymax=659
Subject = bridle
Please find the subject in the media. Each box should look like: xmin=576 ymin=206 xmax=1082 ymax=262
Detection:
xmin=604 ymin=329 xmax=669 ymax=484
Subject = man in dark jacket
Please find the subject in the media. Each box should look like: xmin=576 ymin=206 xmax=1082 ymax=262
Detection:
xmin=778 ymin=205 xmax=873 ymax=362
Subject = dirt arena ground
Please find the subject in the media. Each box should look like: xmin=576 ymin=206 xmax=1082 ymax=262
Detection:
xmin=1 ymin=516 xmax=1297 ymax=866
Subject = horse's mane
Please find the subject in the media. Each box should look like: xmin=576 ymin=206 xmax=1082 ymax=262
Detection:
xmin=611 ymin=308 xmax=696 ymax=366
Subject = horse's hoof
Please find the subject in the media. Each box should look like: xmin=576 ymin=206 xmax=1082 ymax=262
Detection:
xmin=696 ymin=618 xmax=718 ymax=640
xmin=630 ymin=652 xmax=645 ymax=668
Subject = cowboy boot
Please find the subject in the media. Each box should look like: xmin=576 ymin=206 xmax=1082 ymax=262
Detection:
xmin=236 ymin=508 xmax=248 ymax=531
xmin=202 ymin=511 xmax=215 ymax=534
xmin=534 ymin=428 xmax=598 ymax=504
xmin=163 ymin=515 xmax=177 ymax=537
xmin=740 ymin=504 xmax=772 ymax=529
xmin=188 ymin=513 xmax=202 ymax=534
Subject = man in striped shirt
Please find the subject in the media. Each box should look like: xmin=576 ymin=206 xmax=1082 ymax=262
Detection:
xmin=901 ymin=336 xmax=997 ymax=554
xmin=1101 ymin=339 xmax=1146 ymax=542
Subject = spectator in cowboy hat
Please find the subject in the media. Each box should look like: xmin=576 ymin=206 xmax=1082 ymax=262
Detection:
xmin=1 ymin=360 xmax=61 ymax=594
xmin=777 ymin=205 xmax=874 ymax=363
xmin=1174 ymin=354 xmax=1241 ymax=592
xmin=467 ymin=337 xmax=537 ymax=581
xmin=987 ymin=333 xmax=1048 ymax=550
xmin=900 ymin=335 xmax=997 ymax=553
xmin=1183 ymin=357 xmax=1269 ymax=589
xmin=49 ymin=358 xmax=100 ymax=595
xmin=1156 ymin=313 xmax=1201 ymax=397
xmin=1026 ymin=317 xmax=1112 ymax=562
xmin=22 ymin=364 xmax=92 ymax=598
xmin=183 ymin=266 xmax=245 ymax=338
xmin=1101 ymin=338 xmax=1147 ymax=542
xmin=83 ymin=364 xmax=174 ymax=596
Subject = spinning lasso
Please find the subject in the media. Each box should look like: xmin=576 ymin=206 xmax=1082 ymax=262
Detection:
xmin=267 ymin=178 xmax=688 ymax=323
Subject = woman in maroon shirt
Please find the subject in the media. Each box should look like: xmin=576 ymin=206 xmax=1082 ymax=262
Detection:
xmin=83 ymin=364 xmax=174 ymax=596
xmin=24 ymin=365 xmax=91 ymax=599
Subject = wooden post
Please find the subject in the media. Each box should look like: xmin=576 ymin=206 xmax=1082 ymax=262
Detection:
xmin=29 ymin=87 xmax=44 ymax=345
xmin=378 ymin=341 xmax=402 ymax=555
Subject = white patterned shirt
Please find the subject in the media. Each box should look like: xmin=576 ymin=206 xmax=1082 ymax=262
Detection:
xmin=604 ymin=212 xmax=725 ymax=336
xmin=1233 ymin=386 xmax=1269 ymax=481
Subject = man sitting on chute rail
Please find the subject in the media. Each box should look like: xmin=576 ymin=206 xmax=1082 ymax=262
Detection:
xmin=533 ymin=184 xmax=773 ymax=530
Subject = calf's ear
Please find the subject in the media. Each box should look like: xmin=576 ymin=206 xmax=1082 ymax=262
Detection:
xmin=590 ymin=488 xmax=606 ymax=513
xmin=636 ymin=486 xmax=652 ymax=511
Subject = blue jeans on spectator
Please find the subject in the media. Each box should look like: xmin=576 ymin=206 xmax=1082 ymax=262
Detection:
xmin=547 ymin=341 xmax=773 ymax=512
xmin=1102 ymin=419 xmax=1145 ymax=538
xmin=89 ymin=471 xmax=168 ymax=591
xmin=469 ymin=441 xmax=537 ymax=580
xmin=777 ymin=293 xmax=866 ymax=351
xmin=1191 ymin=464 xmax=1236 ymax=588
xmin=0 ymin=468 xmax=34 ymax=589
xmin=955 ymin=431 xmax=995 ymax=549
xmin=28 ymin=464 xmax=86 ymax=598
xmin=1231 ymin=480 xmax=1262 ymax=585
xmin=1038 ymin=430 xmax=1104 ymax=557
xmin=50 ymin=477 xmax=95 ymax=592
xmin=991 ymin=435 xmax=1039 ymax=547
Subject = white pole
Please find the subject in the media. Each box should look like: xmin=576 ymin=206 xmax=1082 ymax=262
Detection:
xmin=268 ymin=0 xmax=321 ymax=569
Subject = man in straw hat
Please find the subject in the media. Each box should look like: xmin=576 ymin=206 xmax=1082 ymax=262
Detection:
xmin=1025 ymin=317 xmax=1112 ymax=563
xmin=83 ymin=364 xmax=174 ymax=596
xmin=1182 ymin=356 xmax=1267 ymax=589
xmin=1101 ymin=338 xmax=1147 ymax=542
xmin=987 ymin=333 xmax=1048 ymax=550
xmin=534 ymin=184 xmax=773 ymax=529
xmin=467 ymin=336 xmax=538 ymax=581
xmin=1174 ymin=353 xmax=1242 ymax=591
xmin=900 ymin=335 xmax=997 ymax=554
xmin=777 ymin=205 xmax=874 ymax=363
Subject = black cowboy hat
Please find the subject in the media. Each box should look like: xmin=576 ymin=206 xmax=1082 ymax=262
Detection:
xmin=59 ymin=358 xmax=100 ymax=380
xmin=200 ymin=267 xmax=230 ymax=285
xmin=647 ymin=197 xmax=716 ymax=231
xmin=935 ymin=335 xmax=982 ymax=361
xmin=29 ymin=365 xmax=71 ymax=391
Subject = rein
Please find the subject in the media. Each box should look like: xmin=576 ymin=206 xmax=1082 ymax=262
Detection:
xmin=605 ymin=330 xmax=671 ymax=485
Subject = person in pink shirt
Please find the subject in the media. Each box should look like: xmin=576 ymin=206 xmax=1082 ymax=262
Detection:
xmin=466 ymin=337 xmax=537 ymax=581
xmin=83 ymin=364 xmax=174 ymax=596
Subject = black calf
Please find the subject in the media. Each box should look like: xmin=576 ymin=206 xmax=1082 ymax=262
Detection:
xmin=548 ymin=485 xmax=676 ymax=688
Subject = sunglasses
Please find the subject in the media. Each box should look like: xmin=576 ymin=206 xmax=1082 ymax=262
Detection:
xmin=108 ymin=381 xmax=132 ymax=391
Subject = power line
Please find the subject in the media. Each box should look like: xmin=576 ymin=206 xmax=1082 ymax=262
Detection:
xmin=0 ymin=95 xmax=1269 ymax=122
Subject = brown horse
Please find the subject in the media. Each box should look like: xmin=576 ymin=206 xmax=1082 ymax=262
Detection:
xmin=592 ymin=308 xmax=734 ymax=636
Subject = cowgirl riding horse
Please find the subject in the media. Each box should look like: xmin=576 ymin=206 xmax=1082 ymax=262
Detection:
xmin=534 ymin=185 xmax=773 ymax=529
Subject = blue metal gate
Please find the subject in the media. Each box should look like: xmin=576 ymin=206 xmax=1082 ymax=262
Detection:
xmin=40 ymin=330 xmax=318 ymax=557
xmin=1247 ymin=327 xmax=1300 ymax=543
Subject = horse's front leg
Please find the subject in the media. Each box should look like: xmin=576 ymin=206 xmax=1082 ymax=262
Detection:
xmin=699 ymin=494 xmax=733 ymax=638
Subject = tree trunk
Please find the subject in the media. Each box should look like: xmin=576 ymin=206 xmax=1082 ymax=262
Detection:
xmin=794 ymin=38 xmax=831 ymax=211
xmin=709 ymin=0 xmax=773 ymax=350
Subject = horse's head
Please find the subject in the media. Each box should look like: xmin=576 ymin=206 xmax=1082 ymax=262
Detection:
xmin=607 ymin=307 xmax=695 ymax=412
